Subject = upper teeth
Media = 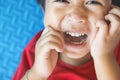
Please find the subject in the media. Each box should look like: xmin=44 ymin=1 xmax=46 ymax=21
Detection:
xmin=66 ymin=32 xmax=86 ymax=37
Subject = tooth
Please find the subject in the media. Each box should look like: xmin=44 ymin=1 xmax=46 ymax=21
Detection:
xmin=74 ymin=33 xmax=79 ymax=37
xmin=68 ymin=32 xmax=71 ymax=36
xmin=67 ymin=32 xmax=70 ymax=34
xmin=74 ymin=34 xmax=78 ymax=37
xmin=66 ymin=32 xmax=69 ymax=34
xmin=80 ymin=39 xmax=85 ymax=44
xmin=69 ymin=32 xmax=73 ymax=36
xmin=66 ymin=32 xmax=86 ymax=37
xmin=82 ymin=33 xmax=85 ymax=36
xmin=79 ymin=33 xmax=82 ymax=36
xmin=76 ymin=33 xmax=79 ymax=37
xmin=70 ymin=32 xmax=73 ymax=36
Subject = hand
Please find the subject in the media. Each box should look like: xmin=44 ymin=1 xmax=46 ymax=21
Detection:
xmin=31 ymin=26 xmax=64 ymax=79
xmin=91 ymin=5 xmax=120 ymax=59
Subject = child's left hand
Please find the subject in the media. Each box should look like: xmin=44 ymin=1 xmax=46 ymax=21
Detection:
xmin=91 ymin=5 xmax=120 ymax=59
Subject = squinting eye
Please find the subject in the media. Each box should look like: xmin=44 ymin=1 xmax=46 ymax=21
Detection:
xmin=86 ymin=1 xmax=101 ymax=5
xmin=54 ymin=0 xmax=69 ymax=3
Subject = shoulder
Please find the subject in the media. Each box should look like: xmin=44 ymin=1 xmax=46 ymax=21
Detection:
xmin=12 ymin=30 xmax=43 ymax=80
xmin=26 ymin=30 xmax=43 ymax=51
xmin=22 ymin=30 xmax=43 ymax=67
xmin=25 ymin=30 xmax=43 ymax=54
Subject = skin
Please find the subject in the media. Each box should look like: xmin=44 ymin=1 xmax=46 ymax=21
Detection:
xmin=22 ymin=0 xmax=120 ymax=80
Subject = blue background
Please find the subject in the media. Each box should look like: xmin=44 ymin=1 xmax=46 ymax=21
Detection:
xmin=0 ymin=0 xmax=44 ymax=80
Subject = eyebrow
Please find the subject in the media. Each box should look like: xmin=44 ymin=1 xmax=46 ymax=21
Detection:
xmin=112 ymin=0 xmax=120 ymax=6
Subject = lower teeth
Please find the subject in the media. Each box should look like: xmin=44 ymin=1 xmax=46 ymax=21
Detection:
xmin=72 ymin=38 xmax=86 ymax=44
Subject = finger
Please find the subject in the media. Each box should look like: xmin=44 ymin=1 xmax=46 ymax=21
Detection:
xmin=37 ymin=31 xmax=64 ymax=47
xmin=46 ymin=41 xmax=63 ymax=52
xmin=37 ymin=34 xmax=64 ymax=49
xmin=41 ymin=27 xmax=49 ymax=36
xmin=37 ymin=27 xmax=64 ymax=47
xmin=109 ymin=5 xmax=120 ymax=17
xmin=36 ymin=31 xmax=64 ymax=53
xmin=41 ymin=25 xmax=56 ymax=36
xmin=105 ymin=13 xmax=120 ymax=35
xmin=96 ymin=20 xmax=109 ymax=37
xmin=36 ymin=41 xmax=63 ymax=59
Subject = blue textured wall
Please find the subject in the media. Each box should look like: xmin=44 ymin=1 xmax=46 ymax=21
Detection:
xmin=0 ymin=0 xmax=44 ymax=80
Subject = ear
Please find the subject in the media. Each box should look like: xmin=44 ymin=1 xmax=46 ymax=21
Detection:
xmin=37 ymin=0 xmax=45 ymax=10
xmin=112 ymin=0 xmax=120 ymax=7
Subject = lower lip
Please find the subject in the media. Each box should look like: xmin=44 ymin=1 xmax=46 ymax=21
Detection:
xmin=65 ymin=41 xmax=87 ymax=49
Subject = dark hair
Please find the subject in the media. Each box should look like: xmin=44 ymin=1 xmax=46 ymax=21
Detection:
xmin=112 ymin=0 xmax=120 ymax=6
xmin=37 ymin=0 xmax=120 ymax=9
xmin=37 ymin=0 xmax=45 ymax=10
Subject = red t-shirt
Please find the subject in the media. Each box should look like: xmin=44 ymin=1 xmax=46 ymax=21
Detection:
xmin=12 ymin=31 xmax=120 ymax=80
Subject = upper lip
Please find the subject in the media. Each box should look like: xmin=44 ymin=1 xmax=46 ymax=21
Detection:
xmin=63 ymin=31 xmax=88 ymax=44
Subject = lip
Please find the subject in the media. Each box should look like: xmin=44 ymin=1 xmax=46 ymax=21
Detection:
xmin=63 ymin=31 xmax=87 ymax=44
xmin=64 ymin=39 xmax=87 ymax=49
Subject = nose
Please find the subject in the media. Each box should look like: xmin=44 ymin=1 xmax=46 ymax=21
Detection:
xmin=66 ymin=6 xmax=87 ymax=24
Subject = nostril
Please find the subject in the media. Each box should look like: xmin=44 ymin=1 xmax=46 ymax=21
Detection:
xmin=78 ymin=19 xmax=86 ymax=23
xmin=71 ymin=16 xmax=86 ymax=24
xmin=67 ymin=14 xmax=86 ymax=24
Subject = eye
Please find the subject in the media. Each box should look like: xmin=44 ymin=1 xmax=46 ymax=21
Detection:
xmin=54 ymin=0 xmax=69 ymax=3
xmin=86 ymin=0 xmax=102 ymax=5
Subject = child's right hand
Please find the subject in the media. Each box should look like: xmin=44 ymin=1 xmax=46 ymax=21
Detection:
xmin=31 ymin=26 xmax=64 ymax=79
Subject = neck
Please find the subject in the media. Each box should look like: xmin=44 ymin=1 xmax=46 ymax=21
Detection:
xmin=59 ymin=53 xmax=92 ymax=66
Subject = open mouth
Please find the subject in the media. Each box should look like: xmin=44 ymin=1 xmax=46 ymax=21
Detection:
xmin=63 ymin=32 xmax=88 ymax=45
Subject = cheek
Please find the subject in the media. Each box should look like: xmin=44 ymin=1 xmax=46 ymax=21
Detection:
xmin=88 ymin=14 xmax=105 ymax=31
xmin=88 ymin=16 xmax=100 ymax=43
xmin=44 ymin=14 xmax=58 ymax=26
xmin=88 ymin=16 xmax=97 ymax=33
xmin=44 ymin=9 xmax=65 ymax=30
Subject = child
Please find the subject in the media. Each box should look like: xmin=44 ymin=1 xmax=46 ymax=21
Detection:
xmin=13 ymin=0 xmax=120 ymax=80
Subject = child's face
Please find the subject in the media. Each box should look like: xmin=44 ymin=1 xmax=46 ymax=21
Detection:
xmin=44 ymin=0 xmax=111 ymax=59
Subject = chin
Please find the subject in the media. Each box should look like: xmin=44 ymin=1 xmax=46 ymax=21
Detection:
xmin=62 ymin=48 xmax=90 ymax=59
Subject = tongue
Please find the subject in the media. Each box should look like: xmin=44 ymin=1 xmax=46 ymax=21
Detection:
xmin=69 ymin=36 xmax=85 ymax=42
xmin=64 ymin=33 xmax=87 ymax=43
